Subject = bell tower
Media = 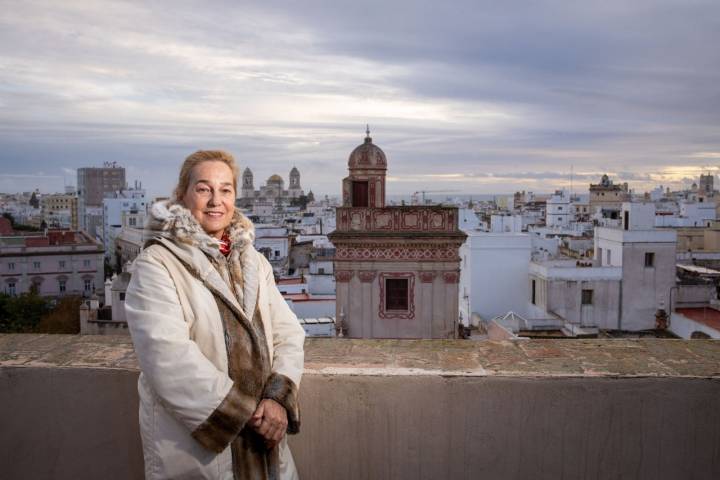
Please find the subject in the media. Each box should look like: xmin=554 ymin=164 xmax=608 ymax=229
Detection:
xmin=343 ymin=126 xmax=387 ymax=208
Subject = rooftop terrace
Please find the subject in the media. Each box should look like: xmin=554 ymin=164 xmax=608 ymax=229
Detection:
xmin=1 ymin=335 xmax=719 ymax=479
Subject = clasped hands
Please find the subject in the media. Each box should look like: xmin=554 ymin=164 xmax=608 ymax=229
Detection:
xmin=249 ymin=398 xmax=287 ymax=449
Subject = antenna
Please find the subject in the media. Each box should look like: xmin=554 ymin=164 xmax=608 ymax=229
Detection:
xmin=570 ymin=165 xmax=574 ymax=201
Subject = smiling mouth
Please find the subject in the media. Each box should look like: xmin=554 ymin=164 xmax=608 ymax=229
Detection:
xmin=205 ymin=212 xmax=224 ymax=218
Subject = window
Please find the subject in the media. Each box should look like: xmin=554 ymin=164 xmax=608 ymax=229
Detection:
xmin=6 ymin=282 xmax=16 ymax=296
xmin=531 ymin=279 xmax=536 ymax=305
xmin=644 ymin=252 xmax=655 ymax=268
xmin=385 ymin=279 xmax=409 ymax=310
xmin=58 ymin=279 xmax=66 ymax=293
xmin=352 ymin=181 xmax=369 ymax=207
xmin=129 ymin=217 xmax=136 ymax=227
xmin=59 ymin=260 xmax=66 ymax=269
xmin=83 ymin=259 xmax=91 ymax=268
xmin=8 ymin=262 xmax=15 ymax=271
xmin=84 ymin=279 xmax=93 ymax=293
xmin=33 ymin=261 xmax=40 ymax=269
xmin=607 ymin=250 xmax=612 ymax=265
xmin=581 ymin=289 xmax=593 ymax=305
xmin=119 ymin=292 xmax=126 ymax=301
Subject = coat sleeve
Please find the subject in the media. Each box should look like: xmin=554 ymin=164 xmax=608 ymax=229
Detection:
xmin=259 ymin=255 xmax=305 ymax=434
xmin=125 ymin=250 xmax=257 ymax=453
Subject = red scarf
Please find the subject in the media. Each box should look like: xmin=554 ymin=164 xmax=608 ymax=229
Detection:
xmin=219 ymin=232 xmax=231 ymax=256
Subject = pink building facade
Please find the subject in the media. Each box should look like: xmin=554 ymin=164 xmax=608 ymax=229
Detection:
xmin=329 ymin=132 xmax=466 ymax=338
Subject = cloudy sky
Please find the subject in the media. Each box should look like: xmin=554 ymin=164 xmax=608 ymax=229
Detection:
xmin=1 ymin=0 xmax=719 ymax=198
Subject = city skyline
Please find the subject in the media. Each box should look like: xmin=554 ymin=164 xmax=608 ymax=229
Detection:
xmin=1 ymin=0 xmax=719 ymax=198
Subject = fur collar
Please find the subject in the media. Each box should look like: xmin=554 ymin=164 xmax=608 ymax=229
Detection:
xmin=144 ymin=200 xmax=260 ymax=319
xmin=144 ymin=200 xmax=255 ymax=259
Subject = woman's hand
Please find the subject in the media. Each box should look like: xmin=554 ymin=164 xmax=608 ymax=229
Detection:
xmin=250 ymin=399 xmax=288 ymax=449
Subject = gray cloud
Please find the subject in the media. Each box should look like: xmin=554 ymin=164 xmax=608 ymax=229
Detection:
xmin=0 ymin=0 xmax=719 ymax=196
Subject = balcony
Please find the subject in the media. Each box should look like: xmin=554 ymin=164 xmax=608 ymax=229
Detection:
xmin=333 ymin=206 xmax=464 ymax=236
xmin=1 ymin=335 xmax=719 ymax=479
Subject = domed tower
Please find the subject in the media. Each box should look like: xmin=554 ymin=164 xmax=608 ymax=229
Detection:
xmin=289 ymin=166 xmax=302 ymax=198
xmin=267 ymin=174 xmax=284 ymax=199
xmin=241 ymin=167 xmax=254 ymax=199
xmin=343 ymin=126 xmax=387 ymax=207
xmin=329 ymin=126 xmax=467 ymax=340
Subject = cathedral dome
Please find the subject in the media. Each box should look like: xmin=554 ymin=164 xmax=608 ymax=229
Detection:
xmin=268 ymin=174 xmax=284 ymax=185
xmin=290 ymin=166 xmax=300 ymax=176
xmin=348 ymin=129 xmax=387 ymax=170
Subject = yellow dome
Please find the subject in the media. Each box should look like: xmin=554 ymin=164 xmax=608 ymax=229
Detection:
xmin=268 ymin=174 xmax=284 ymax=184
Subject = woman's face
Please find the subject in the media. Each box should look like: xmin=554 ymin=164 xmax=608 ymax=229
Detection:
xmin=182 ymin=160 xmax=236 ymax=239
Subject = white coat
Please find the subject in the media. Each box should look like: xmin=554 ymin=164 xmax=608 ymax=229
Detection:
xmin=125 ymin=201 xmax=305 ymax=480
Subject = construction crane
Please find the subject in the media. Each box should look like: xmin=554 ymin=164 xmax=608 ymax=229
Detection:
xmin=412 ymin=189 xmax=460 ymax=204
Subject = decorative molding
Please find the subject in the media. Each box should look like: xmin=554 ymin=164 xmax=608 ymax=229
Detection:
xmin=335 ymin=245 xmax=460 ymax=262
xmin=443 ymin=272 xmax=460 ymax=284
xmin=378 ymin=272 xmax=415 ymax=320
xmin=335 ymin=206 xmax=460 ymax=233
xmin=358 ymin=271 xmax=376 ymax=283
xmin=334 ymin=270 xmax=354 ymax=283
xmin=419 ymin=272 xmax=436 ymax=283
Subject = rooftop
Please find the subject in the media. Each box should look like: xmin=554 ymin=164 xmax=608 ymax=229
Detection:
xmin=3 ymin=335 xmax=718 ymax=378
xmin=676 ymin=307 xmax=720 ymax=333
xmin=2 ymin=335 xmax=719 ymax=480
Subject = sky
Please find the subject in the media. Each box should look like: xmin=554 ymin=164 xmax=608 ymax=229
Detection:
xmin=1 ymin=0 xmax=719 ymax=198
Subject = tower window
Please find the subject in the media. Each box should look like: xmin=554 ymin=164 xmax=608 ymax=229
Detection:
xmin=385 ymin=279 xmax=409 ymax=310
xmin=581 ymin=289 xmax=593 ymax=305
xmin=644 ymin=252 xmax=655 ymax=268
xmin=352 ymin=181 xmax=369 ymax=207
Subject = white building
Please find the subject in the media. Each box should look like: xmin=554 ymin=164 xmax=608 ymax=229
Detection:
xmin=459 ymin=232 xmax=532 ymax=325
xmin=255 ymin=226 xmax=290 ymax=263
xmin=654 ymin=199 xmax=716 ymax=228
xmin=679 ymin=200 xmax=716 ymax=226
xmin=298 ymin=317 xmax=336 ymax=337
xmin=594 ymin=202 xmax=677 ymax=331
xmin=527 ymin=202 xmax=677 ymax=333
xmin=276 ymin=277 xmax=336 ymax=319
xmin=102 ymin=186 xmax=147 ymax=261
xmin=528 ymin=259 xmax=621 ymax=333
xmin=546 ymin=190 xmax=571 ymax=228
xmin=489 ymin=214 xmax=523 ymax=233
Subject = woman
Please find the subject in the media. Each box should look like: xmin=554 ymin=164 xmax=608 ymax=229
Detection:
xmin=125 ymin=150 xmax=305 ymax=480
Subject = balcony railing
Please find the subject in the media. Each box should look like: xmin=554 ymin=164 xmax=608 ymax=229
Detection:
xmin=334 ymin=206 xmax=462 ymax=234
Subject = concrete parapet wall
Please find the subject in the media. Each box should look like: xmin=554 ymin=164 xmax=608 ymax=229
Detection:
xmin=1 ymin=335 xmax=719 ymax=480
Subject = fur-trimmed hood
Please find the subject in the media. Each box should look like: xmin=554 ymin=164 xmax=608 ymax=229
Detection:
xmin=144 ymin=200 xmax=255 ymax=259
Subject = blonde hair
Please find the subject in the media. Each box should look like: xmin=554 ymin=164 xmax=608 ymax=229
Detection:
xmin=174 ymin=150 xmax=239 ymax=200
